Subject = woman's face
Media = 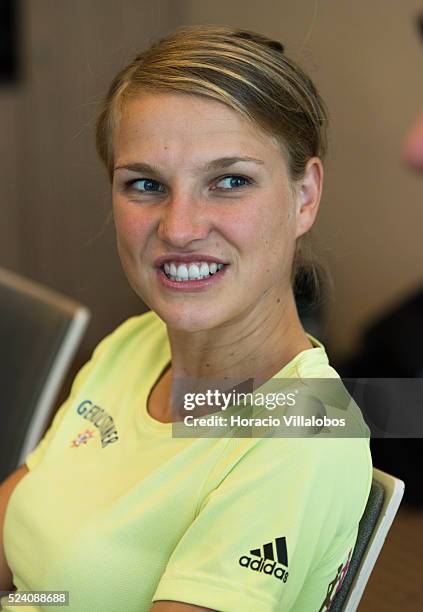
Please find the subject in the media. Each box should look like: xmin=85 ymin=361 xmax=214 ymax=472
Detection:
xmin=112 ymin=92 xmax=318 ymax=332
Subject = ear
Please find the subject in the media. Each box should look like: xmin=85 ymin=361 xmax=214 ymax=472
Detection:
xmin=294 ymin=157 xmax=324 ymax=239
xmin=403 ymin=110 xmax=423 ymax=170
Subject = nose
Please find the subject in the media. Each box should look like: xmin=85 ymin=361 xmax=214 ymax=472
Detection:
xmin=403 ymin=109 xmax=423 ymax=171
xmin=157 ymin=193 xmax=210 ymax=248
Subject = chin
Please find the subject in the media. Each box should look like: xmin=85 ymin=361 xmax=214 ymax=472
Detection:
xmin=155 ymin=303 xmax=226 ymax=333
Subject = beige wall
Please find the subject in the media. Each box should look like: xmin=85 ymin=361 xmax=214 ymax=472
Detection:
xmin=1 ymin=0 xmax=423 ymax=366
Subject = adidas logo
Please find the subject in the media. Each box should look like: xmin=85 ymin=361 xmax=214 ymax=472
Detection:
xmin=239 ymin=536 xmax=289 ymax=582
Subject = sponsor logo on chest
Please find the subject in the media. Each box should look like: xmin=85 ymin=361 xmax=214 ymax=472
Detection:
xmin=74 ymin=400 xmax=119 ymax=447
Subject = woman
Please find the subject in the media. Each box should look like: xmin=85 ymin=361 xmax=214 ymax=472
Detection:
xmin=0 ymin=25 xmax=372 ymax=611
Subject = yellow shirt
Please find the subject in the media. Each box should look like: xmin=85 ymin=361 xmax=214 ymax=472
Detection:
xmin=4 ymin=311 xmax=372 ymax=611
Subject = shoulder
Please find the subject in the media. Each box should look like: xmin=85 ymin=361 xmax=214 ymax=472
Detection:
xmin=24 ymin=311 xmax=168 ymax=468
xmin=291 ymin=333 xmax=340 ymax=380
xmin=98 ymin=309 xmax=165 ymax=349
xmin=286 ymin=336 xmax=371 ymax=440
xmin=89 ymin=310 xmax=167 ymax=363
xmin=233 ymin=434 xmax=371 ymax=483
xmin=209 ymin=434 xmax=372 ymax=517
xmin=61 ymin=309 xmax=168 ymax=399
xmin=202 ymin=432 xmax=371 ymax=518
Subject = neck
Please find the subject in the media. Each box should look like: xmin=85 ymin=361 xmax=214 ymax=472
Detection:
xmin=149 ymin=290 xmax=315 ymax=423
xmin=166 ymin=289 xmax=312 ymax=383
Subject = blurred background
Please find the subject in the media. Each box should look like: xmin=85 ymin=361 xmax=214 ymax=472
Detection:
xmin=1 ymin=1 xmax=423 ymax=609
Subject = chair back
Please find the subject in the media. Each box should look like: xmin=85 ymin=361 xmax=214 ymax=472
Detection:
xmin=0 ymin=267 xmax=90 ymax=480
xmin=330 ymin=467 xmax=405 ymax=611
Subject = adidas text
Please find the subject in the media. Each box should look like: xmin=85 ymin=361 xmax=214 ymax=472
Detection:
xmin=239 ymin=555 xmax=289 ymax=582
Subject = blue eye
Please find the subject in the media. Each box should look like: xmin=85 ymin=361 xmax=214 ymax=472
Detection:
xmin=215 ymin=175 xmax=250 ymax=190
xmin=127 ymin=179 xmax=166 ymax=193
xmin=124 ymin=174 xmax=251 ymax=195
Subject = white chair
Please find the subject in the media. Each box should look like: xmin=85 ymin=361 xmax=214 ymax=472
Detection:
xmin=330 ymin=467 xmax=405 ymax=611
xmin=0 ymin=267 xmax=90 ymax=480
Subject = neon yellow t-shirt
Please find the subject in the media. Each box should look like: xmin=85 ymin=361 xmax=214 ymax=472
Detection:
xmin=4 ymin=311 xmax=372 ymax=611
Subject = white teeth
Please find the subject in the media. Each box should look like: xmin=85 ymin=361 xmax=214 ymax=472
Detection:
xmin=176 ymin=264 xmax=188 ymax=280
xmin=199 ymin=263 xmax=209 ymax=277
xmin=163 ymin=260 xmax=226 ymax=281
xmin=188 ymin=264 xmax=200 ymax=279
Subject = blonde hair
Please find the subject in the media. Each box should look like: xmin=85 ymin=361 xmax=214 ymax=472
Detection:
xmin=95 ymin=24 xmax=329 ymax=296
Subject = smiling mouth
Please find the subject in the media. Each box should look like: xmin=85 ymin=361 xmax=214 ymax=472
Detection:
xmin=162 ymin=261 xmax=226 ymax=282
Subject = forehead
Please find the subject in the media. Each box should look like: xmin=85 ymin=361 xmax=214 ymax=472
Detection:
xmin=113 ymin=92 xmax=283 ymax=164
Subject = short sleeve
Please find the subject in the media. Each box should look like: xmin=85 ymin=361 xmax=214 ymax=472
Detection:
xmin=152 ymin=436 xmax=372 ymax=612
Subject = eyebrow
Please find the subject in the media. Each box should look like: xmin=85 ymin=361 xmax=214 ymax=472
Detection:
xmin=113 ymin=156 xmax=265 ymax=174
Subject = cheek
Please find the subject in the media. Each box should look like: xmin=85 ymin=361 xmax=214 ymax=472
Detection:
xmin=241 ymin=201 xmax=294 ymax=255
xmin=248 ymin=204 xmax=296 ymax=283
xmin=113 ymin=200 xmax=152 ymax=249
